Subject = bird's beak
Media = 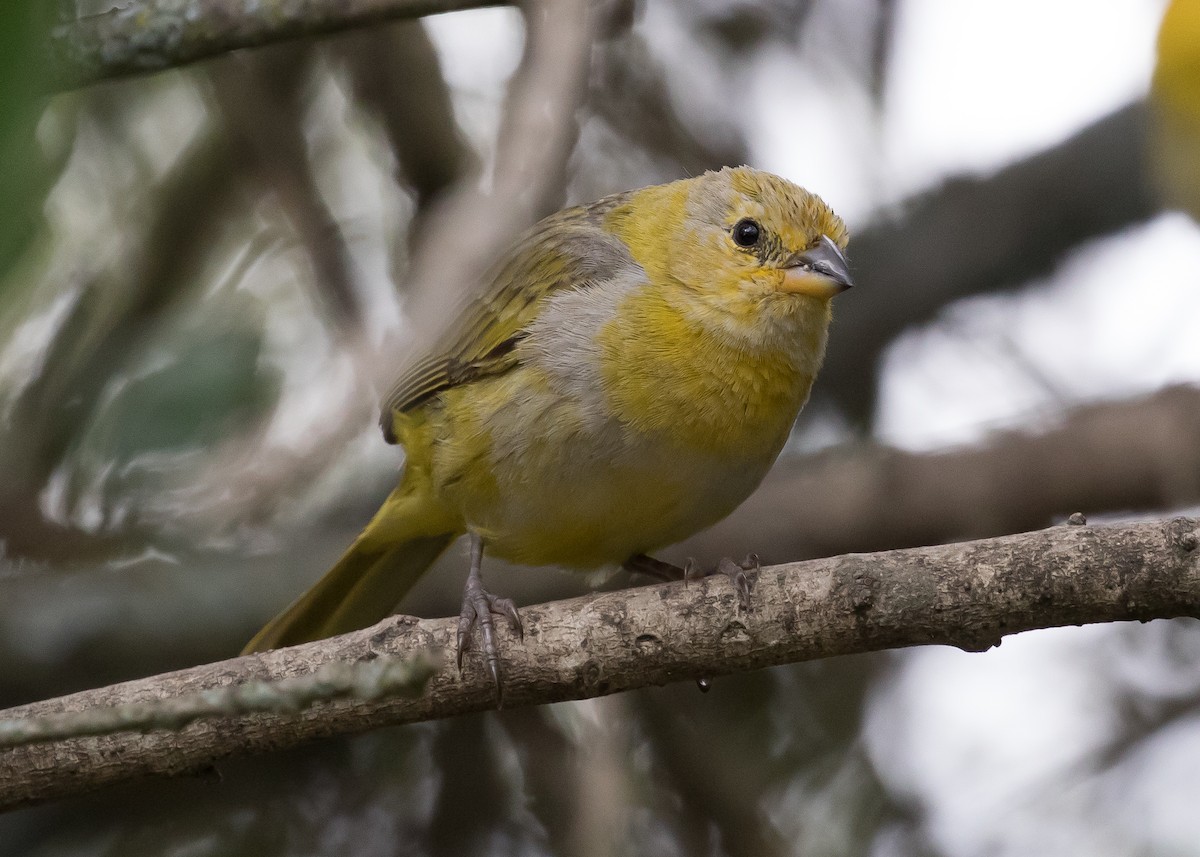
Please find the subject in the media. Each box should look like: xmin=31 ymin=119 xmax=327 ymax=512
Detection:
xmin=779 ymin=235 xmax=854 ymax=299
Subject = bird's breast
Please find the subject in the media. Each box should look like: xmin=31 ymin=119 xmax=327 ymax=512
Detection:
xmin=428 ymin=279 xmax=827 ymax=568
xmin=593 ymin=287 xmax=823 ymax=460
xmin=438 ymin=368 xmax=784 ymax=568
xmin=521 ymin=275 xmax=823 ymax=460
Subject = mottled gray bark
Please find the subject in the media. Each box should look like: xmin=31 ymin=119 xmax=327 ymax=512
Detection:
xmin=1 ymin=517 xmax=1198 ymax=812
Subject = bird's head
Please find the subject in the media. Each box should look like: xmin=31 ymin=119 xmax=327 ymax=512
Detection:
xmin=606 ymin=166 xmax=851 ymax=345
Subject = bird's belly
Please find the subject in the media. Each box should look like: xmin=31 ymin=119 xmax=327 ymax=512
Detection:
xmin=435 ymin=374 xmax=785 ymax=568
xmin=486 ymin=437 xmax=772 ymax=568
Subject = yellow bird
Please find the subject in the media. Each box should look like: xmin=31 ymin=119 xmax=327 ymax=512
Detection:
xmin=244 ymin=166 xmax=852 ymax=685
xmin=1152 ymin=0 xmax=1200 ymax=218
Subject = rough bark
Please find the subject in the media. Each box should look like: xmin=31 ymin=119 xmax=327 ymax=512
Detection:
xmin=1 ymin=517 xmax=1198 ymax=812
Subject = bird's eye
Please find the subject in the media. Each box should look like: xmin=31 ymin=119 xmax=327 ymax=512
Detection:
xmin=731 ymin=219 xmax=761 ymax=248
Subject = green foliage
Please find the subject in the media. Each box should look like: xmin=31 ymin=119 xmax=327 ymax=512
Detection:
xmin=0 ymin=2 xmax=57 ymax=276
xmin=86 ymin=325 xmax=280 ymax=459
xmin=69 ymin=303 xmax=285 ymax=518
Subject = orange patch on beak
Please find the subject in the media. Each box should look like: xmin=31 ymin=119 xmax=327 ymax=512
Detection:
xmin=778 ymin=235 xmax=853 ymax=299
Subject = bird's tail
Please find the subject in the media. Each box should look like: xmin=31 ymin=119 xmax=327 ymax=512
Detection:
xmin=242 ymin=488 xmax=459 ymax=654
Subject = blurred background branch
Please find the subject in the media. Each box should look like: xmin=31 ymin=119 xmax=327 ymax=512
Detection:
xmin=825 ymin=101 xmax=1158 ymax=424
xmin=391 ymin=0 xmax=594 ymax=387
xmin=690 ymin=383 xmax=1200 ymax=564
xmin=53 ymin=0 xmax=501 ymax=86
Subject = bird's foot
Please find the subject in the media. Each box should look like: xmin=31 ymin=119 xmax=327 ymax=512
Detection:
xmin=457 ymin=536 xmax=523 ymax=704
xmin=719 ymin=553 xmax=759 ymax=611
xmin=626 ymin=552 xmax=758 ymax=611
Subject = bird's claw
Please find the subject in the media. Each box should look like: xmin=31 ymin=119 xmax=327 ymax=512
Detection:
xmin=490 ymin=593 xmax=524 ymax=640
xmin=627 ymin=552 xmax=757 ymax=610
xmin=456 ymin=556 xmax=523 ymax=705
xmin=716 ymin=553 xmax=758 ymax=611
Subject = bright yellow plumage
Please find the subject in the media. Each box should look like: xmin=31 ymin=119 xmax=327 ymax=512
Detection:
xmin=1153 ymin=0 xmax=1200 ymax=217
xmin=244 ymin=166 xmax=851 ymax=657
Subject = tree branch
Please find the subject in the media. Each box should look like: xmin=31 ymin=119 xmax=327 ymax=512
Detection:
xmin=826 ymin=101 xmax=1158 ymax=422
xmin=333 ymin=22 xmax=476 ymax=221
xmin=2 ymin=517 xmax=1198 ymax=812
xmin=381 ymin=0 xmax=592 ymax=390
xmin=689 ymin=384 xmax=1200 ymax=564
xmin=208 ymin=43 xmax=365 ymax=330
xmin=52 ymin=0 xmax=503 ymax=87
xmin=0 ymin=655 xmax=436 ymax=749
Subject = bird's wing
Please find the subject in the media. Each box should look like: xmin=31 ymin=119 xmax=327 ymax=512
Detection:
xmin=380 ymin=200 xmax=638 ymax=435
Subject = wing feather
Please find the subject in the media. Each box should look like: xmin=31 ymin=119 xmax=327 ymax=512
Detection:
xmin=380 ymin=197 xmax=639 ymax=437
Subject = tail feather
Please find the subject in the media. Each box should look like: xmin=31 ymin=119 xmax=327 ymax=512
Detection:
xmin=243 ymin=491 xmax=459 ymax=654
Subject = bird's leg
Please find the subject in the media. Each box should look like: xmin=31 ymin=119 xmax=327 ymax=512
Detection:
xmin=456 ymin=533 xmax=523 ymax=701
xmin=623 ymin=553 xmax=687 ymax=582
xmin=625 ymin=552 xmax=756 ymax=610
